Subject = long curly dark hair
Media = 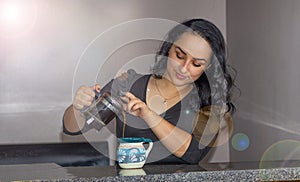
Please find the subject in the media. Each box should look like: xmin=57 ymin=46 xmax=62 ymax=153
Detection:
xmin=151 ymin=18 xmax=236 ymax=114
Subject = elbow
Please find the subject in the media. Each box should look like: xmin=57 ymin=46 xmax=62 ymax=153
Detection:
xmin=62 ymin=105 xmax=83 ymax=135
xmin=175 ymin=135 xmax=193 ymax=158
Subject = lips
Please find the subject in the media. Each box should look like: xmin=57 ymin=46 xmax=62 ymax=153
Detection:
xmin=175 ymin=73 xmax=187 ymax=80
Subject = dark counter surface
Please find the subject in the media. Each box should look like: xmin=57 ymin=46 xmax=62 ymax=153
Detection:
xmin=1 ymin=161 xmax=300 ymax=181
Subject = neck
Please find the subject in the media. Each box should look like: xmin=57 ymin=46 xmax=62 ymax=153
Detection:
xmin=154 ymin=76 xmax=192 ymax=100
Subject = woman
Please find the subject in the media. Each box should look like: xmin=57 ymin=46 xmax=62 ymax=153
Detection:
xmin=63 ymin=18 xmax=236 ymax=164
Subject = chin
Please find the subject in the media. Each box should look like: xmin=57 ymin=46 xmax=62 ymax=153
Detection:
xmin=172 ymin=80 xmax=191 ymax=87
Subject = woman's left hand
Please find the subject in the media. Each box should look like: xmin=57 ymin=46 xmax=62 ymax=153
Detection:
xmin=120 ymin=92 xmax=152 ymax=120
xmin=120 ymin=92 xmax=191 ymax=157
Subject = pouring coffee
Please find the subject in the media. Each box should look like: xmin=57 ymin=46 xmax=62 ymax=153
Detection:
xmin=81 ymin=91 xmax=124 ymax=127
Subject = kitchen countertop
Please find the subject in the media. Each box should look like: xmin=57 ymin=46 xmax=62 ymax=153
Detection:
xmin=1 ymin=161 xmax=300 ymax=181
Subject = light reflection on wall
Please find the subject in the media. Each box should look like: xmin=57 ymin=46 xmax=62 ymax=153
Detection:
xmin=0 ymin=0 xmax=37 ymax=38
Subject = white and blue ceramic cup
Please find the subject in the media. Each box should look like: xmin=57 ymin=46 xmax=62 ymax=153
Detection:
xmin=117 ymin=137 xmax=153 ymax=169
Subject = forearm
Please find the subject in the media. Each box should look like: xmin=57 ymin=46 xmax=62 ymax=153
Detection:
xmin=63 ymin=105 xmax=86 ymax=133
xmin=143 ymin=111 xmax=192 ymax=157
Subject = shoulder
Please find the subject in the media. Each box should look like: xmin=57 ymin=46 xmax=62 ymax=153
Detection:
xmin=111 ymin=69 xmax=150 ymax=94
xmin=115 ymin=69 xmax=148 ymax=81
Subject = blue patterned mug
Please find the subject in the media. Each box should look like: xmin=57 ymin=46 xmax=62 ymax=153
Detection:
xmin=117 ymin=137 xmax=153 ymax=169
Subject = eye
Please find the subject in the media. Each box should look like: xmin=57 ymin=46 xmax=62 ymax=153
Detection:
xmin=193 ymin=60 xmax=206 ymax=67
xmin=176 ymin=51 xmax=185 ymax=60
xmin=193 ymin=62 xmax=201 ymax=67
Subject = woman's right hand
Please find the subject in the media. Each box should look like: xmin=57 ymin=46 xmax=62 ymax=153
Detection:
xmin=72 ymin=84 xmax=101 ymax=110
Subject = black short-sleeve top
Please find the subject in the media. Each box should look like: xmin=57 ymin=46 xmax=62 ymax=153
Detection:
xmin=98 ymin=69 xmax=211 ymax=164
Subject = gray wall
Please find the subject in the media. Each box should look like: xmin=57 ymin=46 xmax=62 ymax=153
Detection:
xmin=227 ymin=0 xmax=300 ymax=162
xmin=0 ymin=0 xmax=228 ymax=162
xmin=5 ymin=0 xmax=299 ymax=164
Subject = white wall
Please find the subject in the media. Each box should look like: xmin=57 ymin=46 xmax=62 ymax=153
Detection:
xmin=227 ymin=0 xmax=300 ymax=162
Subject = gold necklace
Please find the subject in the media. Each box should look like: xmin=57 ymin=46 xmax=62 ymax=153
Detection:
xmin=154 ymin=78 xmax=180 ymax=104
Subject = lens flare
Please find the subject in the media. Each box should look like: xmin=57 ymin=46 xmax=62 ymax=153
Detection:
xmin=260 ymin=140 xmax=300 ymax=169
xmin=0 ymin=0 xmax=37 ymax=38
xmin=1 ymin=3 xmax=20 ymax=22
xmin=231 ymin=133 xmax=250 ymax=151
xmin=258 ymin=140 xmax=300 ymax=181
xmin=185 ymin=109 xmax=190 ymax=115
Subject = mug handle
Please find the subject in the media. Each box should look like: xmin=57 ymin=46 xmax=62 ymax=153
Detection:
xmin=144 ymin=141 xmax=153 ymax=158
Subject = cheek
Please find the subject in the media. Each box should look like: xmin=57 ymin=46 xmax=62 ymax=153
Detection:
xmin=167 ymin=58 xmax=180 ymax=68
xmin=190 ymin=69 xmax=205 ymax=81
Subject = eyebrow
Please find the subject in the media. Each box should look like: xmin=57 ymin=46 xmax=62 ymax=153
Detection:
xmin=175 ymin=46 xmax=208 ymax=62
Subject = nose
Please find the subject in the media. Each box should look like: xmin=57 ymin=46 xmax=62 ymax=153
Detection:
xmin=179 ymin=59 xmax=189 ymax=73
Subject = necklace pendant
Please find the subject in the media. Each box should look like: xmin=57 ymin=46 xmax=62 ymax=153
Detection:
xmin=163 ymin=100 xmax=167 ymax=104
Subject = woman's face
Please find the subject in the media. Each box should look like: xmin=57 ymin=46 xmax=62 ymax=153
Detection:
xmin=164 ymin=32 xmax=212 ymax=88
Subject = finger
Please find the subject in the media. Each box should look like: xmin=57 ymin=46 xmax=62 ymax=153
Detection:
xmin=119 ymin=96 xmax=129 ymax=104
xmin=128 ymin=98 xmax=145 ymax=113
xmin=124 ymin=100 xmax=135 ymax=112
xmin=73 ymin=102 xmax=85 ymax=110
xmin=130 ymin=101 xmax=145 ymax=112
xmin=78 ymin=86 xmax=94 ymax=96
xmin=93 ymin=84 xmax=101 ymax=93
xmin=121 ymin=92 xmax=141 ymax=111
xmin=123 ymin=98 xmax=137 ymax=112
xmin=120 ymin=92 xmax=137 ymax=104
xmin=77 ymin=88 xmax=94 ymax=101
xmin=80 ymin=98 xmax=93 ymax=107
xmin=74 ymin=94 xmax=93 ymax=107
xmin=79 ymin=93 xmax=94 ymax=103
xmin=124 ymin=92 xmax=136 ymax=100
xmin=75 ymin=88 xmax=95 ymax=104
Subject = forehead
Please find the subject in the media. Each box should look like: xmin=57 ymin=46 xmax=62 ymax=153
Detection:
xmin=173 ymin=32 xmax=212 ymax=59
